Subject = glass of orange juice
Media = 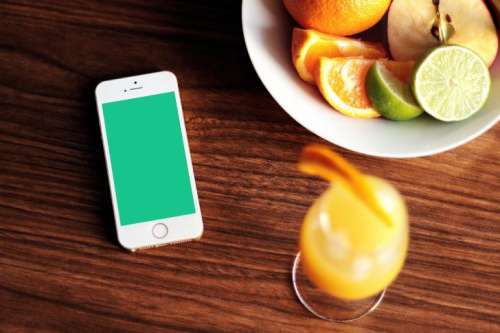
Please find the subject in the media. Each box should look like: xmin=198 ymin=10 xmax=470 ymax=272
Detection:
xmin=292 ymin=145 xmax=409 ymax=322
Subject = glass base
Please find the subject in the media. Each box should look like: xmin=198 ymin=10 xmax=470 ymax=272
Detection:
xmin=292 ymin=252 xmax=385 ymax=323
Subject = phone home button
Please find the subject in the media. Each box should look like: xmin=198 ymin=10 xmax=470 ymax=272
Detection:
xmin=152 ymin=223 xmax=168 ymax=239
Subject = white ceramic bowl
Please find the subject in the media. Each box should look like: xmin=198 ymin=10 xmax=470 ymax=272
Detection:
xmin=242 ymin=0 xmax=500 ymax=158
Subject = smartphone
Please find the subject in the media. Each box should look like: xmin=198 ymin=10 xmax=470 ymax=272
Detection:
xmin=95 ymin=71 xmax=203 ymax=251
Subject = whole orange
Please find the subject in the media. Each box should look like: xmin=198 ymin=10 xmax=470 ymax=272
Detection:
xmin=283 ymin=0 xmax=391 ymax=36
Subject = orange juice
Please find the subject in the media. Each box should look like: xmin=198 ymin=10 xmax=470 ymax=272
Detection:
xmin=298 ymin=146 xmax=408 ymax=300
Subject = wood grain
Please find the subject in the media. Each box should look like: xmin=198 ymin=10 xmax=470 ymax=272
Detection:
xmin=0 ymin=1 xmax=499 ymax=332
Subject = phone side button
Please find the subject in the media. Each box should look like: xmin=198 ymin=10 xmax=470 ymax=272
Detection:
xmin=152 ymin=223 xmax=168 ymax=239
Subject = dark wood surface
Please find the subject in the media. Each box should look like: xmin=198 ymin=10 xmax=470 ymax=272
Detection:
xmin=1 ymin=1 xmax=499 ymax=332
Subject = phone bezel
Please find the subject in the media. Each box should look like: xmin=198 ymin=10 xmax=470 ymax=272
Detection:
xmin=95 ymin=71 xmax=203 ymax=251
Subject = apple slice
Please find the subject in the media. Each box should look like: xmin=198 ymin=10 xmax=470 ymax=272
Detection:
xmin=388 ymin=0 xmax=499 ymax=67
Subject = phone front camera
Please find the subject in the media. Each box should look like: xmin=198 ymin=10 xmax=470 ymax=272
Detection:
xmin=134 ymin=81 xmax=137 ymax=84
xmin=124 ymin=89 xmax=127 ymax=92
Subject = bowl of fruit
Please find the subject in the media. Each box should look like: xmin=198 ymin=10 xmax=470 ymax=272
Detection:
xmin=242 ymin=0 xmax=500 ymax=158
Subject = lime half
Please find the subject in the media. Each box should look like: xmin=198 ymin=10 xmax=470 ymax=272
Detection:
xmin=412 ymin=45 xmax=491 ymax=122
xmin=366 ymin=62 xmax=424 ymax=121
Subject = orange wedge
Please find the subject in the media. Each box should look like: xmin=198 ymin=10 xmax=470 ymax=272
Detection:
xmin=315 ymin=57 xmax=414 ymax=118
xmin=292 ymin=28 xmax=387 ymax=84
xmin=298 ymin=144 xmax=393 ymax=226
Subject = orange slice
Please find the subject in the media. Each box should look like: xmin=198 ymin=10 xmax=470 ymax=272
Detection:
xmin=315 ymin=57 xmax=414 ymax=118
xmin=292 ymin=28 xmax=387 ymax=84
xmin=298 ymin=144 xmax=393 ymax=226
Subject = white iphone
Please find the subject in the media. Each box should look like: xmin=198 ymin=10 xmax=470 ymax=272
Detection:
xmin=95 ymin=71 xmax=203 ymax=251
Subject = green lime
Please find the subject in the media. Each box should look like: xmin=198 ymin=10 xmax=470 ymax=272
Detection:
xmin=411 ymin=45 xmax=491 ymax=122
xmin=366 ymin=62 xmax=424 ymax=121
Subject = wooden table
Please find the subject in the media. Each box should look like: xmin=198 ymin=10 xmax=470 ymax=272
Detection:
xmin=1 ymin=1 xmax=499 ymax=332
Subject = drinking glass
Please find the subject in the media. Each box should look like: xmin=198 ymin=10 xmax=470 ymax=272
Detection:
xmin=292 ymin=161 xmax=408 ymax=322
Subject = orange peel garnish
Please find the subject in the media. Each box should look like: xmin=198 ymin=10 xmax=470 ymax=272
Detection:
xmin=298 ymin=144 xmax=392 ymax=226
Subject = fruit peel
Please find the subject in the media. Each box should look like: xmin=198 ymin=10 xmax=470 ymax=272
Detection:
xmin=366 ymin=62 xmax=424 ymax=121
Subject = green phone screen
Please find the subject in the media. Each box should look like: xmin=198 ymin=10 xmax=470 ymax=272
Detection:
xmin=102 ymin=92 xmax=196 ymax=226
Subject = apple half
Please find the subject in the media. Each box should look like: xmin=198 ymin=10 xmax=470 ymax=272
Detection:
xmin=388 ymin=0 xmax=499 ymax=67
